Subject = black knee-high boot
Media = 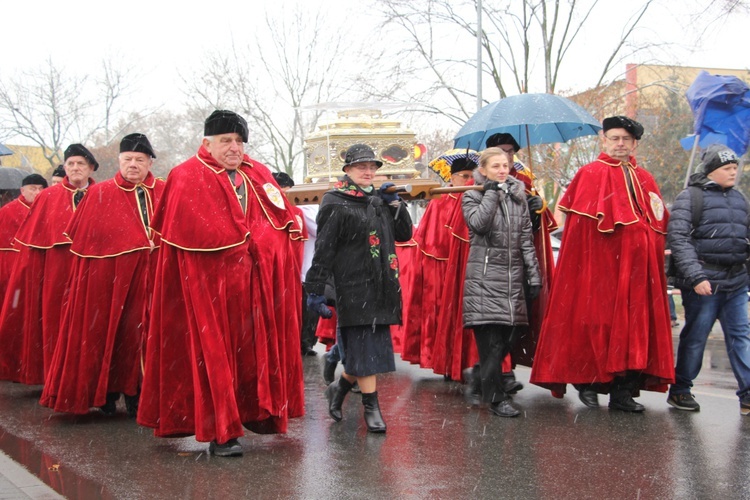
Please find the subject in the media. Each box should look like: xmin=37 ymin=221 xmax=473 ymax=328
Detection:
xmin=362 ymin=391 xmax=386 ymax=433
xmin=325 ymin=376 xmax=353 ymax=421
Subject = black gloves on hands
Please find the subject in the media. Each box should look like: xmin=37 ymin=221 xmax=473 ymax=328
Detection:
xmin=379 ymin=182 xmax=400 ymax=204
xmin=483 ymin=181 xmax=501 ymax=192
xmin=527 ymin=195 xmax=543 ymax=213
xmin=527 ymin=285 xmax=541 ymax=301
xmin=484 ymin=181 xmax=509 ymax=194
xmin=307 ymin=293 xmax=333 ymax=319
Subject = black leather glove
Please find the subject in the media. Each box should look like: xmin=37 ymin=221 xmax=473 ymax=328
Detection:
xmin=379 ymin=182 xmax=400 ymax=204
xmin=527 ymin=285 xmax=541 ymax=300
xmin=527 ymin=195 xmax=543 ymax=213
xmin=307 ymin=293 xmax=333 ymax=319
xmin=483 ymin=181 xmax=500 ymax=192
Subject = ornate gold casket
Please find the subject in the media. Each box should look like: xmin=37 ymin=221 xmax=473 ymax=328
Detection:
xmin=304 ymin=108 xmax=420 ymax=182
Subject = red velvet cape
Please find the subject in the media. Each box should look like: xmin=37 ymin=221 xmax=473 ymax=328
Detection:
xmin=399 ymin=194 xmax=456 ymax=368
xmin=508 ymin=164 xmax=559 ymax=367
xmin=432 ymin=190 xmax=479 ymax=382
xmin=530 ymin=153 xmax=674 ymax=394
xmin=389 ymin=237 xmax=418 ymax=353
xmin=242 ymin=158 xmax=305 ymax=426
xmin=0 ymin=197 xmax=30 ymax=308
xmin=40 ymin=173 xmax=164 ymax=414
xmin=138 ymin=148 xmax=302 ymax=442
xmin=0 ymin=178 xmax=93 ymax=384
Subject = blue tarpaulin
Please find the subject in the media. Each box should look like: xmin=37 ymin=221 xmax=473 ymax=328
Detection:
xmin=682 ymin=71 xmax=750 ymax=155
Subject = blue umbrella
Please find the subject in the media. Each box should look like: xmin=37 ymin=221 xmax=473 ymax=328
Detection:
xmin=453 ymin=93 xmax=601 ymax=150
xmin=682 ymin=71 xmax=750 ymax=186
xmin=685 ymin=71 xmax=750 ymax=155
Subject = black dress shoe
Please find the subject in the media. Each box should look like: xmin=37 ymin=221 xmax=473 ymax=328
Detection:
xmin=501 ymin=376 xmax=524 ymax=395
xmin=578 ymin=387 xmax=600 ymax=408
xmin=209 ymin=438 xmax=243 ymax=457
xmin=99 ymin=392 xmax=120 ymax=415
xmin=488 ymin=400 xmax=521 ymax=417
xmin=302 ymin=347 xmax=317 ymax=357
xmin=124 ymin=393 xmax=139 ymax=418
xmin=323 ymin=357 xmax=338 ymax=385
xmin=609 ymin=394 xmax=645 ymax=412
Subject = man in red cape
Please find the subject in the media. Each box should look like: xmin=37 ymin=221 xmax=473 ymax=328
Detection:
xmin=400 ymin=156 xmax=476 ymax=373
xmin=0 ymin=144 xmax=97 ymax=384
xmin=0 ymin=174 xmax=47 ymax=308
xmin=433 ymin=183 xmax=479 ymax=383
xmin=530 ymin=116 xmax=674 ymax=412
xmin=137 ymin=110 xmax=303 ymax=458
xmin=41 ymin=134 xmax=164 ymax=417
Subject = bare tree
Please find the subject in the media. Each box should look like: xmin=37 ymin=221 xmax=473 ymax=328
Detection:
xmin=368 ymin=0 xmax=663 ymax=208
xmin=0 ymin=57 xmax=134 ymax=173
xmin=182 ymin=5 xmax=367 ymax=178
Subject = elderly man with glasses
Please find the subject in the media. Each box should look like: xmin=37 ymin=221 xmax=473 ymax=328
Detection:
xmin=531 ymin=116 xmax=675 ymax=413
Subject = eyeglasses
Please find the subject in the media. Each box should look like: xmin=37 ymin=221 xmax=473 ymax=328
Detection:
xmin=605 ymin=135 xmax=635 ymax=143
xmin=452 ymin=173 xmax=472 ymax=180
xmin=350 ymin=164 xmax=380 ymax=172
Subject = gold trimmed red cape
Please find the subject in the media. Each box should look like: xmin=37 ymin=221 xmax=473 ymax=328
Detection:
xmin=67 ymin=172 xmax=164 ymax=258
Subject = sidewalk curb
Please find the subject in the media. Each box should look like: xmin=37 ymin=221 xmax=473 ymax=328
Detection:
xmin=0 ymin=449 xmax=63 ymax=499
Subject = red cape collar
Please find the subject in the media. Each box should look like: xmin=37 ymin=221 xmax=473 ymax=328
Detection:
xmin=114 ymin=171 xmax=157 ymax=191
xmin=61 ymin=176 xmax=95 ymax=192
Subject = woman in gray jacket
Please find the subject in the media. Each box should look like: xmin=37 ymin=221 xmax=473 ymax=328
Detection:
xmin=462 ymin=147 xmax=541 ymax=417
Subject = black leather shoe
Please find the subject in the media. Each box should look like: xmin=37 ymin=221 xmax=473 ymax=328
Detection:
xmin=488 ymin=399 xmax=521 ymax=417
xmin=325 ymin=376 xmax=353 ymax=422
xmin=209 ymin=438 xmax=243 ymax=457
xmin=362 ymin=392 xmax=387 ymax=433
xmin=501 ymin=373 xmax=524 ymax=395
xmin=609 ymin=394 xmax=645 ymax=412
xmin=99 ymin=392 xmax=120 ymax=416
xmin=578 ymin=387 xmax=600 ymax=408
xmin=323 ymin=357 xmax=338 ymax=385
xmin=302 ymin=347 xmax=317 ymax=356
xmin=124 ymin=393 xmax=139 ymax=419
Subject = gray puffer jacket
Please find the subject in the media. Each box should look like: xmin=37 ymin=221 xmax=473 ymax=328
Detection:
xmin=462 ymin=170 xmax=541 ymax=327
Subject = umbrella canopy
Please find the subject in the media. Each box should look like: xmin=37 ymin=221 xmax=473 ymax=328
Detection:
xmin=453 ymin=93 xmax=601 ymax=149
xmin=685 ymin=71 xmax=750 ymax=155
xmin=679 ymin=131 xmax=730 ymax=151
xmin=0 ymin=167 xmax=27 ymax=190
xmin=0 ymin=144 xmax=12 ymax=156
xmin=428 ymin=148 xmax=479 ymax=182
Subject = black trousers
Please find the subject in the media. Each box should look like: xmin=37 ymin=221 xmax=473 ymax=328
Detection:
xmin=472 ymin=324 xmax=516 ymax=404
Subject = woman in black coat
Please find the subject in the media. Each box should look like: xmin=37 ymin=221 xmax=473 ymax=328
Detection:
xmin=305 ymin=144 xmax=412 ymax=433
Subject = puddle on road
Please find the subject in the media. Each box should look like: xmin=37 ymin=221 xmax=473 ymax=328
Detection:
xmin=0 ymin=429 xmax=113 ymax=499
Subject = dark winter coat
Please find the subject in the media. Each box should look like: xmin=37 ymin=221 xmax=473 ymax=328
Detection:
xmin=462 ymin=170 xmax=541 ymax=327
xmin=667 ymin=172 xmax=750 ymax=294
xmin=305 ymin=177 xmax=413 ymax=327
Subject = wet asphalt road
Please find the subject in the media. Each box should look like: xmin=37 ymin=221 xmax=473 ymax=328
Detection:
xmin=0 ymin=336 xmax=747 ymax=500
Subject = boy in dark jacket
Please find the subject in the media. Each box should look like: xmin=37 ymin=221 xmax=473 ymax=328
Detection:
xmin=667 ymin=144 xmax=750 ymax=414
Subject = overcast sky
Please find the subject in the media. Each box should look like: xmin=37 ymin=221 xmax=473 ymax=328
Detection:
xmin=3 ymin=0 xmax=748 ymax=116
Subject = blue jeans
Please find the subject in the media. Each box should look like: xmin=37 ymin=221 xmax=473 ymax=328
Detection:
xmin=672 ymin=286 xmax=750 ymax=399
xmin=668 ymin=294 xmax=677 ymax=321
xmin=325 ymin=326 xmax=345 ymax=367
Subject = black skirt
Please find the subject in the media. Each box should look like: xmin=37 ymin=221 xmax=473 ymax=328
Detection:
xmin=339 ymin=324 xmax=395 ymax=377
